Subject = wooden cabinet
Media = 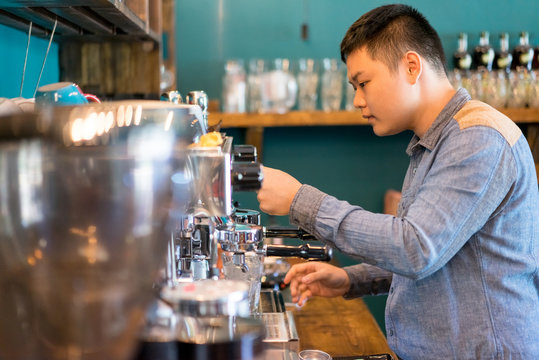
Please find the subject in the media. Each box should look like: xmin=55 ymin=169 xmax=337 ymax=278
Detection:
xmin=0 ymin=0 xmax=175 ymax=99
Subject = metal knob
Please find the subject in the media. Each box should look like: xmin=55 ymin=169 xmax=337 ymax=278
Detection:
xmin=233 ymin=145 xmax=258 ymax=163
xmin=231 ymin=162 xmax=263 ymax=192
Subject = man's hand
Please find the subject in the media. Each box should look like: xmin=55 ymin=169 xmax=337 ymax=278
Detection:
xmin=284 ymin=262 xmax=351 ymax=306
xmin=257 ymin=167 xmax=302 ymax=216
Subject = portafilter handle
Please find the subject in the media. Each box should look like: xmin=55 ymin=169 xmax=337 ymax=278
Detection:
xmin=264 ymin=244 xmax=332 ymax=262
xmin=263 ymin=226 xmax=317 ymax=241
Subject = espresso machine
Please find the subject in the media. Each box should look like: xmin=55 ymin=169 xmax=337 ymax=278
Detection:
xmin=146 ymin=91 xmax=332 ymax=359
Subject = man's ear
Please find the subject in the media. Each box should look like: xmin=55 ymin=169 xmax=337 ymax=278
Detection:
xmin=403 ymin=51 xmax=422 ymax=85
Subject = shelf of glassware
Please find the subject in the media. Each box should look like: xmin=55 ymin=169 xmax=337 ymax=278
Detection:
xmin=210 ymin=107 xmax=539 ymax=128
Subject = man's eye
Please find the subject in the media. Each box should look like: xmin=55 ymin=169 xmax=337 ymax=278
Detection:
xmin=358 ymin=82 xmax=367 ymax=88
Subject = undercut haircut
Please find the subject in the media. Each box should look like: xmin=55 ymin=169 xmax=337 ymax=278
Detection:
xmin=340 ymin=4 xmax=447 ymax=76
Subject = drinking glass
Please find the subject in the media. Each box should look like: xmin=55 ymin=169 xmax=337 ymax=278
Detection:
xmin=345 ymin=82 xmax=356 ymax=111
xmin=222 ymin=251 xmax=264 ymax=314
xmin=247 ymin=58 xmax=266 ymax=113
xmin=299 ymin=349 xmax=332 ymax=360
xmin=485 ymin=71 xmax=509 ymax=108
xmin=321 ymin=58 xmax=344 ymax=111
xmin=222 ymin=59 xmax=247 ymax=113
xmin=507 ymin=69 xmax=532 ymax=108
xmin=260 ymin=58 xmax=298 ymax=114
xmin=527 ymin=71 xmax=539 ymax=108
xmin=297 ymin=58 xmax=319 ymax=111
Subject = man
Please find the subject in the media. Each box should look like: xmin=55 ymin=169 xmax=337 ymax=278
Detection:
xmin=257 ymin=4 xmax=539 ymax=359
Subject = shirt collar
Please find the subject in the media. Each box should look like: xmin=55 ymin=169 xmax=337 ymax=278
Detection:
xmin=406 ymin=88 xmax=471 ymax=155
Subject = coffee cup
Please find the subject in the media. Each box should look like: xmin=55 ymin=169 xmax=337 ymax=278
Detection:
xmin=35 ymin=82 xmax=100 ymax=107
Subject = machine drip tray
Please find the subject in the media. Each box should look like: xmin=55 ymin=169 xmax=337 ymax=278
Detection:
xmin=256 ymin=289 xmax=299 ymax=351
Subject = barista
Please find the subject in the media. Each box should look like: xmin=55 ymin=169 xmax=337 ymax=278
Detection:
xmin=257 ymin=4 xmax=539 ymax=359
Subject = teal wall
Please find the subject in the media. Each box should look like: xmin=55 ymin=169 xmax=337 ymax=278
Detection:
xmin=176 ymin=0 xmax=539 ymax=100
xmin=176 ymin=0 xmax=538 ymax=335
xmin=0 ymin=24 xmax=59 ymax=99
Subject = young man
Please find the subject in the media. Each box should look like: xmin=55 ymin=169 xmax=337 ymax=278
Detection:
xmin=257 ymin=4 xmax=539 ymax=359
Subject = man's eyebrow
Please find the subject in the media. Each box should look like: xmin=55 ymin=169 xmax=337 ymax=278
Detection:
xmin=350 ymin=71 xmax=363 ymax=83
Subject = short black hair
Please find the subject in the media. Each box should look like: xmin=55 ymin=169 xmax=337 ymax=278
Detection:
xmin=340 ymin=4 xmax=447 ymax=76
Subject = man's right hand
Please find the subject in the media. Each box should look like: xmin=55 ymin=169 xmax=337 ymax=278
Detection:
xmin=283 ymin=262 xmax=351 ymax=306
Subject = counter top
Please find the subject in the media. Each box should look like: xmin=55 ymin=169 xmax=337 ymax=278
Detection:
xmin=289 ymin=296 xmax=396 ymax=358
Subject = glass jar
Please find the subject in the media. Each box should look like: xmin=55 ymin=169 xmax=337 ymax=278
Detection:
xmin=222 ymin=59 xmax=247 ymax=113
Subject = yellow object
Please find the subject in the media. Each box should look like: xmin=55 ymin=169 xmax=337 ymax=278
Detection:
xmin=190 ymin=131 xmax=223 ymax=147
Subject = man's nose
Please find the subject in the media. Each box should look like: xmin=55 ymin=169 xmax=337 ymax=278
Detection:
xmin=353 ymin=91 xmax=366 ymax=109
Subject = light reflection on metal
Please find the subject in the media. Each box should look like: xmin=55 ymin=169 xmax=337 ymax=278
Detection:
xmin=117 ymin=105 xmax=125 ymax=127
xmin=71 ymin=118 xmax=84 ymax=142
xmin=164 ymin=111 xmax=173 ymax=131
xmin=71 ymin=225 xmax=109 ymax=264
xmin=125 ymin=105 xmax=133 ymax=126
xmin=134 ymin=105 xmax=142 ymax=125
xmin=83 ymin=112 xmax=98 ymax=141
xmin=105 ymin=111 xmax=114 ymax=133
xmin=96 ymin=112 xmax=106 ymax=136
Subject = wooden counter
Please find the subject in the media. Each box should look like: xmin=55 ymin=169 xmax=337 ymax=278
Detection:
xmin=210 ymin=108 xmax=539 ymax=128
xmin=289 ymin=296 xmax=396 ymax=358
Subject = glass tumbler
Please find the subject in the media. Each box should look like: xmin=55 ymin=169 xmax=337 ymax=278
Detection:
xmin=222 ymin=59 xmax=247 ymax=113
xmin=222 ymin=251 xmax=264 ymax=314
xmin=260 ymin=58 xmax=298 ymax=114
xmin=247 ymin=58 xmax=266 ymax=113
xmin=321 ymin=58 xmax=344 ymax=111
xmin=297 ymin=58 xmax=319 ymax=111
xmin=298 ymin=349 xmax=332 ymax=360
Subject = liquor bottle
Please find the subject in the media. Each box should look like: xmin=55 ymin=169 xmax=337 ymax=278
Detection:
xmin=532 ymin=44 xmax=539 ymax=70
xmin=453 ymin=33 xmax=472 ymax=71
xmin=473 ymin=31 xmax=495 ymax=71
xmin=511 ymin=31 xmax=535 ymax=71
xmin=493 ymin=33 xmax=512 ymax=73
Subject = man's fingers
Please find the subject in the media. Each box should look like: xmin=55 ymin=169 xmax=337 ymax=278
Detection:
xmin=302 ymin=269 xmax=327 ymax=284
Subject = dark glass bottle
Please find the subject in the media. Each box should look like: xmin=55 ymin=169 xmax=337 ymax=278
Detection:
xmin=532 ymin=44 xmax=539 ymax=70
xmin=453 ymin=33 xmax=472 ymax=71
xmin=511 ymin=31 xmax=534 ymax=71
xmin=494 ymin=33 xmax=513 ymax=73
xmin=473 ymin=31 xmax=495 ymax=71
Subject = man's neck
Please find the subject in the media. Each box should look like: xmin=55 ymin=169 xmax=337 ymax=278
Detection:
xmin=412 ymin=77 xmax=457 ymax=138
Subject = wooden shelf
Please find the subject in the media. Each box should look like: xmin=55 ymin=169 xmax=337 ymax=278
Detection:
xmin=210 ymin=108 xmax=539 ymax=129
xmin=0 ymin=0 xmax=159 ymax=42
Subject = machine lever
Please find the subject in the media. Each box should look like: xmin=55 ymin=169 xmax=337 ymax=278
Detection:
xmin=264 ymin=226 xmax=317 ymax=241
xmin=265 ymin=244 xmax=332 ymax=261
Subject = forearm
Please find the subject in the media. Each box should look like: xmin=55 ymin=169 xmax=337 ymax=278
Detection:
xmin=343 ymin=263 xmax=393 ymax=298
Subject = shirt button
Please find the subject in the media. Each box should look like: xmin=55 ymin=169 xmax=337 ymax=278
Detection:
xmin=390 ymin=287 xmax=394 ymax=294
xmin=389 ymin=329 xmax=394 ymax=336
xmin=412 ymin=168 xmax=417 ymax=175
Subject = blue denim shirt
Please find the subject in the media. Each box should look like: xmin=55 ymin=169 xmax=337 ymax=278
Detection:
xmin=289 ymin=89 xmax=539 ymax=359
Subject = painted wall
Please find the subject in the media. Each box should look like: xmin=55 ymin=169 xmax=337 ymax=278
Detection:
xmin=176 ymin=0 xmax=539 ymax=100
xmin=0 ymin=24 xmax=59 ymax=99
xmin=175 ymin=0 xmax=538 ymax=334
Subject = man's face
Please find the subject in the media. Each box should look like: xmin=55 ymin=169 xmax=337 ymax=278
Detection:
xmin=346 ymin=47 xmax=417 ymax=136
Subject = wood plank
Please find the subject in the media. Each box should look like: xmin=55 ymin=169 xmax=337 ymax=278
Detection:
xmin=48 ymin=6 xmax=114 ymax=35
xmin=7 ymin=6 xmax=80 ymax=35
xmin=211 ymin=108 xmax=539 ymax=129
xmin=291 ymin=296 xmax=396 ymax=358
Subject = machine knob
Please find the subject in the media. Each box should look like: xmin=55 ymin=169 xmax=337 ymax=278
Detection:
xmin=233 ymin=145 xmax=258 ymax=163
xmin=231 ymin=162 xmax=263 ymax=192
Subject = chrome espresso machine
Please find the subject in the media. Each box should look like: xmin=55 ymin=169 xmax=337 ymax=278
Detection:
xmin=0 ymin=93 xmax=331 ymax=360
xmin=133 ymin=91 xmax=333 ymax=360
